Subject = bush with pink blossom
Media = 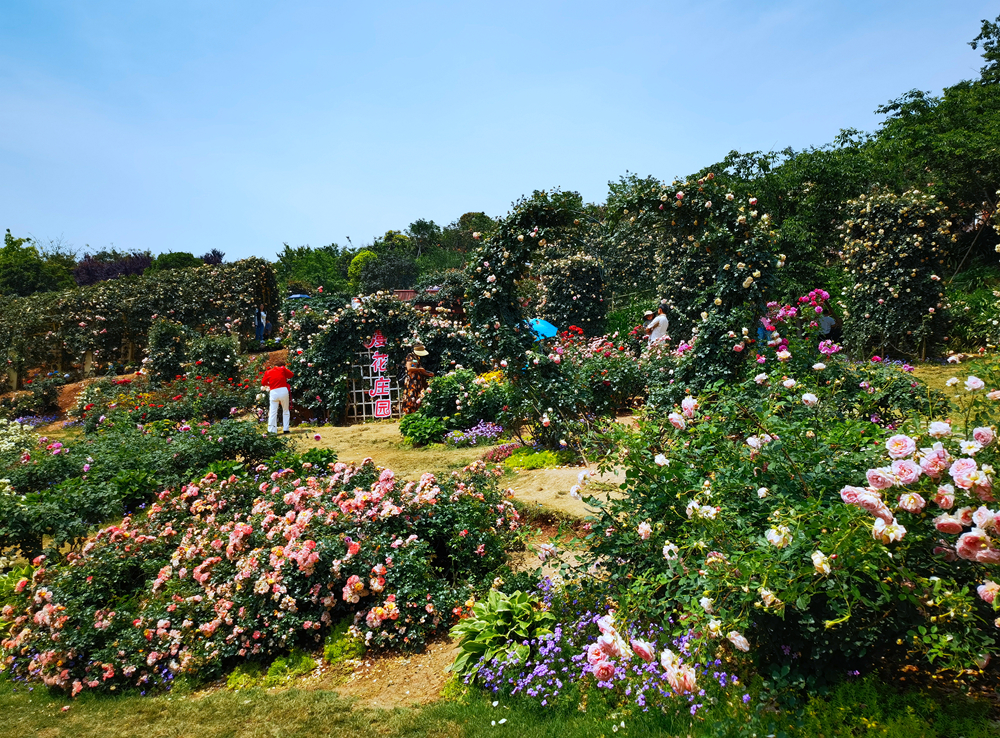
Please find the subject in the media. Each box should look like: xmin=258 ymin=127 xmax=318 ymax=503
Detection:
xmin=0 ymin=457 xmax=523 ymax=697
xmin=578 ymin=356 xmax=1000 ymax=687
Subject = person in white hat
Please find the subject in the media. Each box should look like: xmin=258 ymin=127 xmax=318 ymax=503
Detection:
xmin=645 ymin=303 xmax=670 ymax=344
xmin=401 ymin=342 xmax=434 ymax=414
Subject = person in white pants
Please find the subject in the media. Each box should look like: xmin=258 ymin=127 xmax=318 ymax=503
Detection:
xmin=262 ymin=362 xmax=294 ymax=434
xmin=269 ymin=386 xmax=290 ymax=433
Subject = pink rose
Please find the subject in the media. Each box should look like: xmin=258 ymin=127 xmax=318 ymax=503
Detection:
xmin=973 ymin=506 xmax=996 ymax=530
xmin=866 ymin=468 xmax=895 ymax=490
xmin=933 ymin=513 xmax=964 ymax=534
xmin=586 ymin=642 xmax=604 ymax=665
xmin=666 ymin=663 xmax=698 ymax=694
xmin=593 ymin=660 xmax=616 ymax=681
xmin=891 ymin=459 xmax=922 ymax=486
xmin=956 ymin=530 xmax=989 ymax=560
xmin=898 ymin=492 xmax=926 ymax=514
xmin=598 ymin=632 xmax=622 ymax=658
xmin=681 ymin=396 xmax=698 ymax=419
xmin=978 ymin=580 xmax=1000 ymax=604
xmin=973 ymin=427 xmax=995 ymax=446
xmin=950 ymin=458 xmax=978 ymax=485
xmin=631 ymin=639 xmax=655 ymax=663
xmin=934 ymin=485 xmax=955 ymax=509
xmin=920 ymin=447 xmax=951 ymax=478
xmin=668 ymin=412 xmax=686 ymax=430
xmin=638 ymin=521 xmax=652 ymax=540
xmin=886 ymin=434 xmax=916 ymax=459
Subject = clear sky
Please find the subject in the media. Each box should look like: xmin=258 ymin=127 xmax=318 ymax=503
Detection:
xmin=0 ymin=1 xmax=995 ymax=261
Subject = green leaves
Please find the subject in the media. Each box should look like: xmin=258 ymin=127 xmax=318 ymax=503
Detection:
xmin=449 ymin=589 xmax=556 ymax=678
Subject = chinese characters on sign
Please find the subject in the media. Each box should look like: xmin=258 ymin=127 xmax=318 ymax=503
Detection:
xmin=347 ymin=330 xmax=398 ymax=421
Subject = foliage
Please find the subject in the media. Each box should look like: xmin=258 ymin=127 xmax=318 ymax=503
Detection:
xmin=263 ymin=649 xmax=318 ymax=687
xmin=839 ymin=189 xmax=957 ymax=358
xmin=535 ymin=252 xmax=606 ymax=336
xmin=942 ymin=263 xmax=1000 ymax=352
xmin=358 ymin=251 xmax=418 ymax=294
xmin=347 ymin=250 xmax=379 ymax=291
xmin=147 ymin=320 xmax=189 ymax=385
xmin=188 ymin=334 xmax=242 ymax=380
xmin=419 ymin=369 xmax=509 ymax=431
xmin=73 ymin=249 xmax=154 ymax=287
xmin=0 ymin=230 xmax=75 ymax=298
xmin=502 ymin=448 xmax=577 ymax=470
xmin=274 ymin=243 xmax=350 ymax=294
xmin=398 ymin=412 xmax=447 ymax=446
xmin=414 ymin=268 xmax=470 ymax=309
xmin=0 ymin=418 xmax=287 ymax=558
xmin=0 ymin=374 xmax=66 ymax=421
xmin=146 ymin=252 xmax=203 ymax=273
xmin=0 ymin=258 xmax=278 ymax=382
xmin=449 ymin=589 xmax=556 ymax=676
xmin=0 ymin=459 xmax=521 ymax=696
xmin=322 ymin=618 xmax=365 ymax=665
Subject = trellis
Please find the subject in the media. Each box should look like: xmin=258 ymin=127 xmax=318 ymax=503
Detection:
xmin=346 ymin=347 xmax=401 ymax=422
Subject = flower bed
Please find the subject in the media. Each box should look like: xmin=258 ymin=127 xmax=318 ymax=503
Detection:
xmin=1 ymin=459 xmax=522 ymax=697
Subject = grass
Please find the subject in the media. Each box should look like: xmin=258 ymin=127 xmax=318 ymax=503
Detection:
xmin=911 ymin=356 xmax=995 ymax=397
xmin=2 ymin=673 xmax=996 ymax=738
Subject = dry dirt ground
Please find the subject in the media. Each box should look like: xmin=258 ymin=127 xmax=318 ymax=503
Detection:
xmin=288 ymin=421 xmax=626 ymax=518
xmin=307 ymin=639 xmax=461 ymax=709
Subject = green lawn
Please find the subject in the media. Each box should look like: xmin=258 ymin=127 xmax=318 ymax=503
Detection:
xmin=1 ymin=675 xmax=996 ymax=738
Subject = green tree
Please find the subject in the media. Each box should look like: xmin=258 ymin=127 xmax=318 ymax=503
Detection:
xmin=970 ymin=13 xmax=1000 ymax=85
xmin=347 ymin=250 xmax=379 ymax=292
xmin=274 ymin=243 xmax=349 ymax=293
xmin=146 ymin=252 xmax=203 ymax=273
xmin=0 ymin=230 xmax=75 ymax=297
xmin=405 ymin=219 xmax=442 ymax=259
xmin=357 ymin=251 xmax=418 ymax=293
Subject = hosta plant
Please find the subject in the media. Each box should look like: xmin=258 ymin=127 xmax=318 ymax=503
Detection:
xmin=449 ymin=589 xmax=556 ymax=676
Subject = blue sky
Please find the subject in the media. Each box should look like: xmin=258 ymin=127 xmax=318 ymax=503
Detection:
xmin=0 ymin=1 xmax=994 ymax=261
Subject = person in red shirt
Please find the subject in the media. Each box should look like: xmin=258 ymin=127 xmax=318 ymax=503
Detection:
xmin=262 ymin=361 xmax=295 ymax=434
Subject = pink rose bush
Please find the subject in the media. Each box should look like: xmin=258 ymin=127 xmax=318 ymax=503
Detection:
xmin=1 ymin=459 xmax=521 ymax=697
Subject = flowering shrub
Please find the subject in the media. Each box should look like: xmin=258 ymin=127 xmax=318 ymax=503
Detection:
xmin=580 ymin=356 xmax=1000 ymax=687
xmin=0 ymin=375 xmax=67 ymax=422
xmin=535 ymin=252 xmax=606 ymax=336
xmin=0 ymin=258 xmax=277 ymax=384
xmin=280 ymin=293 xmax=484 ymax=423
xmin=0 ymin=459 xmax=522 ymax=696
xmin=70 ymin=370 xmax=259 ymax=428
xmin=188 ymin=334 xmax=241 ymax=380
xmin=419 ymin=369 xmax=510 ymax=431
xmin=0 ymin=419 xmax=287 ymax=559
xmin=465 ymin=189 xmax=589 ymax=369
xmin=147 ymin=320 xmax=189 ymax=385
xmin=839 ymin=188 xmax=957 ymax=357
xmin=605 ymin=174 xmax=780 ymax=396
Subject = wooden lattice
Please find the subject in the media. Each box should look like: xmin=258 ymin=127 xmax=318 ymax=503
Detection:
xmin=346 ymin=348 xmax=400 ymax=421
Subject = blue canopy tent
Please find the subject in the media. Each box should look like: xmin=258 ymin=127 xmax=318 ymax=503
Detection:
xmin=527 ymin=318 xmax=558 ymax=341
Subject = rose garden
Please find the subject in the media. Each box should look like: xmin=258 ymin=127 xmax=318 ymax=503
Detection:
xmin=5 ymin=26 xmax=1000 ymax=737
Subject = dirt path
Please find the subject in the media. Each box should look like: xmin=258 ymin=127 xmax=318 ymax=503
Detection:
xmin=312 ymin=639 xmax=460 ymax=708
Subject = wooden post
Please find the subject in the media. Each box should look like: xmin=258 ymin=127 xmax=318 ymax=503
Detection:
xmin=7 ymin=367 xmax=17 ymax=392
xmin=83 ymin=349 xmax=95 ymax=378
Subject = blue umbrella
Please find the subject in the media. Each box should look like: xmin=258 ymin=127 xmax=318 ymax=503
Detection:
xmin=527 ymin=318 xmax=558 ymax=340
